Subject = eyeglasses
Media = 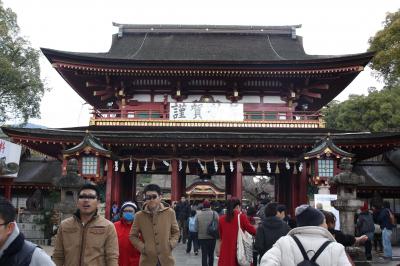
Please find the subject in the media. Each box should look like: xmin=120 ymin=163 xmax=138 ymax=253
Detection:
xmin=78 ymin=195 xmax=97 ymax=200
xmin=145 ymin=194 xmax=158 ymax=201
xmin=0 ymin=222 xmax=9 ymax=226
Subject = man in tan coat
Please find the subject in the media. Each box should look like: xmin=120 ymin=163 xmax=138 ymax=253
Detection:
xmin=52 ymin=183 xmax=119 ymax=266
xmin=129 ymin=184 xmax=180 ymax=266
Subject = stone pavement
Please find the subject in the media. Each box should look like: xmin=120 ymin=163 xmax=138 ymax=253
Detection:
xmin=42 ymin=242 xmax=400 ymax=266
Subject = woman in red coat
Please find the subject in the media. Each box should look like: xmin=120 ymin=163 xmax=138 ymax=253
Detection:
xmin=218 ymin=198 xmax=256 ymax=266
xmin=114 ymin=201 xmax=141 ymax=266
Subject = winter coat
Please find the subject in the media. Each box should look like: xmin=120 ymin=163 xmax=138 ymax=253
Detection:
xmin=129 ymin=202 xmax=180 ymax=266
xmin=195 ymin=208 xmax=219 ymax=239
xmin=218 ymin=210 xmax=256 ymax=266
xmin=356 ymin=211 xmax=375 ymax=239
xmin=260 ymin=226 xmax=351 ymax=266
xmin=328 ymin=228 xmax=355 ymax=247
xmin=52 ymin=211 xmax=119 ymax=266
xmin=114 ymin=219 xmax=140 ymax=266
xmin=175 ymin=201 xmax=191 ymax=221
xmin=378 ymin=208 xmax=395 ymax=230
xmin=0 ymin=223 xmax=54 ymax=266
xmin=254 ymin=216 xmax=290 ymax=258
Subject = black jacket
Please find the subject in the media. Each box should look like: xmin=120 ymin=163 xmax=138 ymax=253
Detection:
xmin=254 ymin=216 xmax=290 ymax=257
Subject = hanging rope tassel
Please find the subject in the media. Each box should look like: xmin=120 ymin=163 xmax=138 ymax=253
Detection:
xmin=151 ymin=160 xmax=156 ymax=171
xmin=136 ymin=162 xmax=140 ymax=173
xmin=221 ymin=163 xmax=225 ymax=173
xmin=257 ymin=162 xmax=261 ymax=173
xmin=275 ymin=163 xmax=280 ymax=174
xmin=186 ymin=162 xmax=190 ymax=174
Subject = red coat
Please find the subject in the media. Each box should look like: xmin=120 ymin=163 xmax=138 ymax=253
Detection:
xmin=114 ymin=220 xmax=140 ymax=266
xmin=218 ymin=209 xmax=256 ymax=266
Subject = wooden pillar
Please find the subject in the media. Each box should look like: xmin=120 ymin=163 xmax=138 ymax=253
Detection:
xmin=61 ymin=159 xmax=68 ymax=176
xmin=290 ymin=172 xmax=297 ymax=217
xmin=235 ymin=161 xmax=243 ymax=200
xmin=225 ymin=171 xmax=232 ymax=200
xmin=298 ymin=163 xmax=308 ymax=205
xmin=132 ymin=172 xmax=137 ymax=201
xmin=113 ymin=171 xmax=121 ymax=205
xmin=171 ymin=160 xmax=179 ymax=202
xmin=105 ymin=159 xmax=113 ymax=220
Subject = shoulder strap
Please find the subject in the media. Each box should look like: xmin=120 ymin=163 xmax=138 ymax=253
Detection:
xmin=310 ymin=240 xmax=332 ymax=262
xmin=291 ymin=235 xmax=309 ymax=261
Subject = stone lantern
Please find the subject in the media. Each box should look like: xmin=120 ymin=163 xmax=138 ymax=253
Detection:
xmin=328 ymin=157 xmax=365 ymax=235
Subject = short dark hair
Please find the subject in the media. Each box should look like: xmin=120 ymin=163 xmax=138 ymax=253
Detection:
xmin=78 ymin=183 xmax=100 ymax=199
xmin=277 ymin=204 xmax=286 ymax=213
xmin=265 ymin=202 xmax=278 ymax=217
xmin=0 ymin=197 xmax=16 ymax=223
xmin=143 ymin=184 xmax=161 ymax=195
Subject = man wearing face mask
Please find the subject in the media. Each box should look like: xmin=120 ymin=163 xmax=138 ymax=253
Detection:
xmin=114 ymin=201 xmax=140 ymax=266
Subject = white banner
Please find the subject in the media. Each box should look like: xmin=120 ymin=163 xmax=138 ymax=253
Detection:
xmin=169 ymin=102 xmax=244 ymax=121
xmin=314 ymin=194 xmax=340 ymax=230
xmin=0 ymin=139 xmax=22 ymax=177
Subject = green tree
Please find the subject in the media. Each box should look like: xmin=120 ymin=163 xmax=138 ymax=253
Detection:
xmin=0 ymin=1 xmax=46 ymax=124
xmin=324 ymin=10 xmax=400 ymax=132
xmin=368 ymin=9 xmax=400 ymax=88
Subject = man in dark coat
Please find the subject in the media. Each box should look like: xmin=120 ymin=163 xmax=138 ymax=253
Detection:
xmin=254 ymin=202 xmax=290 ymax=260
xmin=175 ymin=196 xmax=191 ymax=243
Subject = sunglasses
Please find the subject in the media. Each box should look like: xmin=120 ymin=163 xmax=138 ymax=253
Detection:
xmin=78 ymin=195 xmax=97 ymax=200
xmin=145 ymin=194 xmax=158 ymax=201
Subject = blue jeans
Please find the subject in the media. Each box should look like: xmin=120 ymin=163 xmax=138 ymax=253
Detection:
xmin=382 ymin=228 xmax=392 ymax=258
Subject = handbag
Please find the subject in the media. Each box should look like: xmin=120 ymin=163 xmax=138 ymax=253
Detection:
xmin=207 ymin=211 xmax=219 ymax=238
xmin=237 ymin=212 xmax=253 ymax=266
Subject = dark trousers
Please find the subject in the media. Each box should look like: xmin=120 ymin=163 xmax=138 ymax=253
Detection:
xmin=374 ymin=233 xmax=382 ymax=251
xmin=199 ymin=239 xmax=216 ymax=266
xmin=179 ymin=219 xmax=188 ymax=243
xmin=186 ymin=231 xmax=199 ymax=253
xmin=365 ymin=239 xmax=372 ymax=259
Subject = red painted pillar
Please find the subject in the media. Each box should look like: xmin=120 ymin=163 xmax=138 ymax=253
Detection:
xmin=5 ymin=183 xmax=12 ymax=200
xmin=290 ymin=172 xmax=297 ymax=217
xmin=61 ymin=159 xmax=68 ymax=176
xmin=299 ymin=162 xmax=308 ymax=205
xmin=113 ymin=171 xmax=121 ymax=205
xmin=132 ymin=172 xmax=137 ymax=201
xmin=171 ymin=160 xmax=179 ymax=202
xmin=235 ymin=161 xmax=243 ymax=200
xmin=105 ymin=159 xmax=113 ymax=220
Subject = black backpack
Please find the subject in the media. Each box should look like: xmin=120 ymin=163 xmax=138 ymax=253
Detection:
xmin=291 ymin=235 xmax=332 ymax=266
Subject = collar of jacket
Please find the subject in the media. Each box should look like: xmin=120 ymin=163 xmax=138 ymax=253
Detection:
xmin=73 ymin=209 xmax=99 ymax=224
xmin=0 ymin=223 xmax=20 ymax=259
xmin=142 ymin=202 xmax=170 ymax=214
xmin=288 ymin=226 xmax=336 ymax=241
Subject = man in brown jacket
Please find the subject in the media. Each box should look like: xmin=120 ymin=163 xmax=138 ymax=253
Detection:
xmin=52 ymin=183 xmax=119 ymax=266
xmin=129 ymin=184 xmax=180 ymax=266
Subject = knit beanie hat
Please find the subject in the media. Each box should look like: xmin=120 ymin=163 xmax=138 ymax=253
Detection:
xmin=120 ymin=201 xmax=138 ymax=212
xmin=295 ymin=204 xmax=325 ymax=227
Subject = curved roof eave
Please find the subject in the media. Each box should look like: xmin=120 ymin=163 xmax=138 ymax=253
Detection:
xmin=41 ymin=47 xmax=374 ymax=68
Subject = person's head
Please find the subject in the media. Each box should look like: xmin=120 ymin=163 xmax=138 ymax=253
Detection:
xmin=120 ymin=201 xmax=138 ymax=223
xmin=316 ymin=202 xmax=323 ymax=210
xmin=143 ymin=184 xmax=162 ymax=210
xmin=321 ymin=210 xmax=336 ymax=229
xmin=190 ymin=210 xmax=196 ymax=217
xmin=295 ymin=205 xmax=326 ymax=228
xmin=77 ymin=183 xmax=100 ymax=216
xmin=246 ymin=206 xmax=257 ymax=217
xmin=226 ymin=198 xmax=241 ymax=222
xmin=277 ymin=204 xmax=286 ymax=219
xmin=180 ymin=196 xmax=186 ymax=202
xmin=383 ymin=201 xmax=391 ymax=209
xmin=360 ymin=201 xmax=369 ymax=213
xmin=0 ymin=197 xmax=17 ymax=249
xmin=203 ymin=199 xmax=211 ymax=209
xmin=264 ymin=202 xmax=278 ymax=218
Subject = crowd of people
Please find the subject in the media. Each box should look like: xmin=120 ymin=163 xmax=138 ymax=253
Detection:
xmin=0 ymin=183 xmax=397 ymax=265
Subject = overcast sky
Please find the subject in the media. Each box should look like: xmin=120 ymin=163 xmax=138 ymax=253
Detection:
xmin=3 ymin=0 xmax=399 ymax=128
